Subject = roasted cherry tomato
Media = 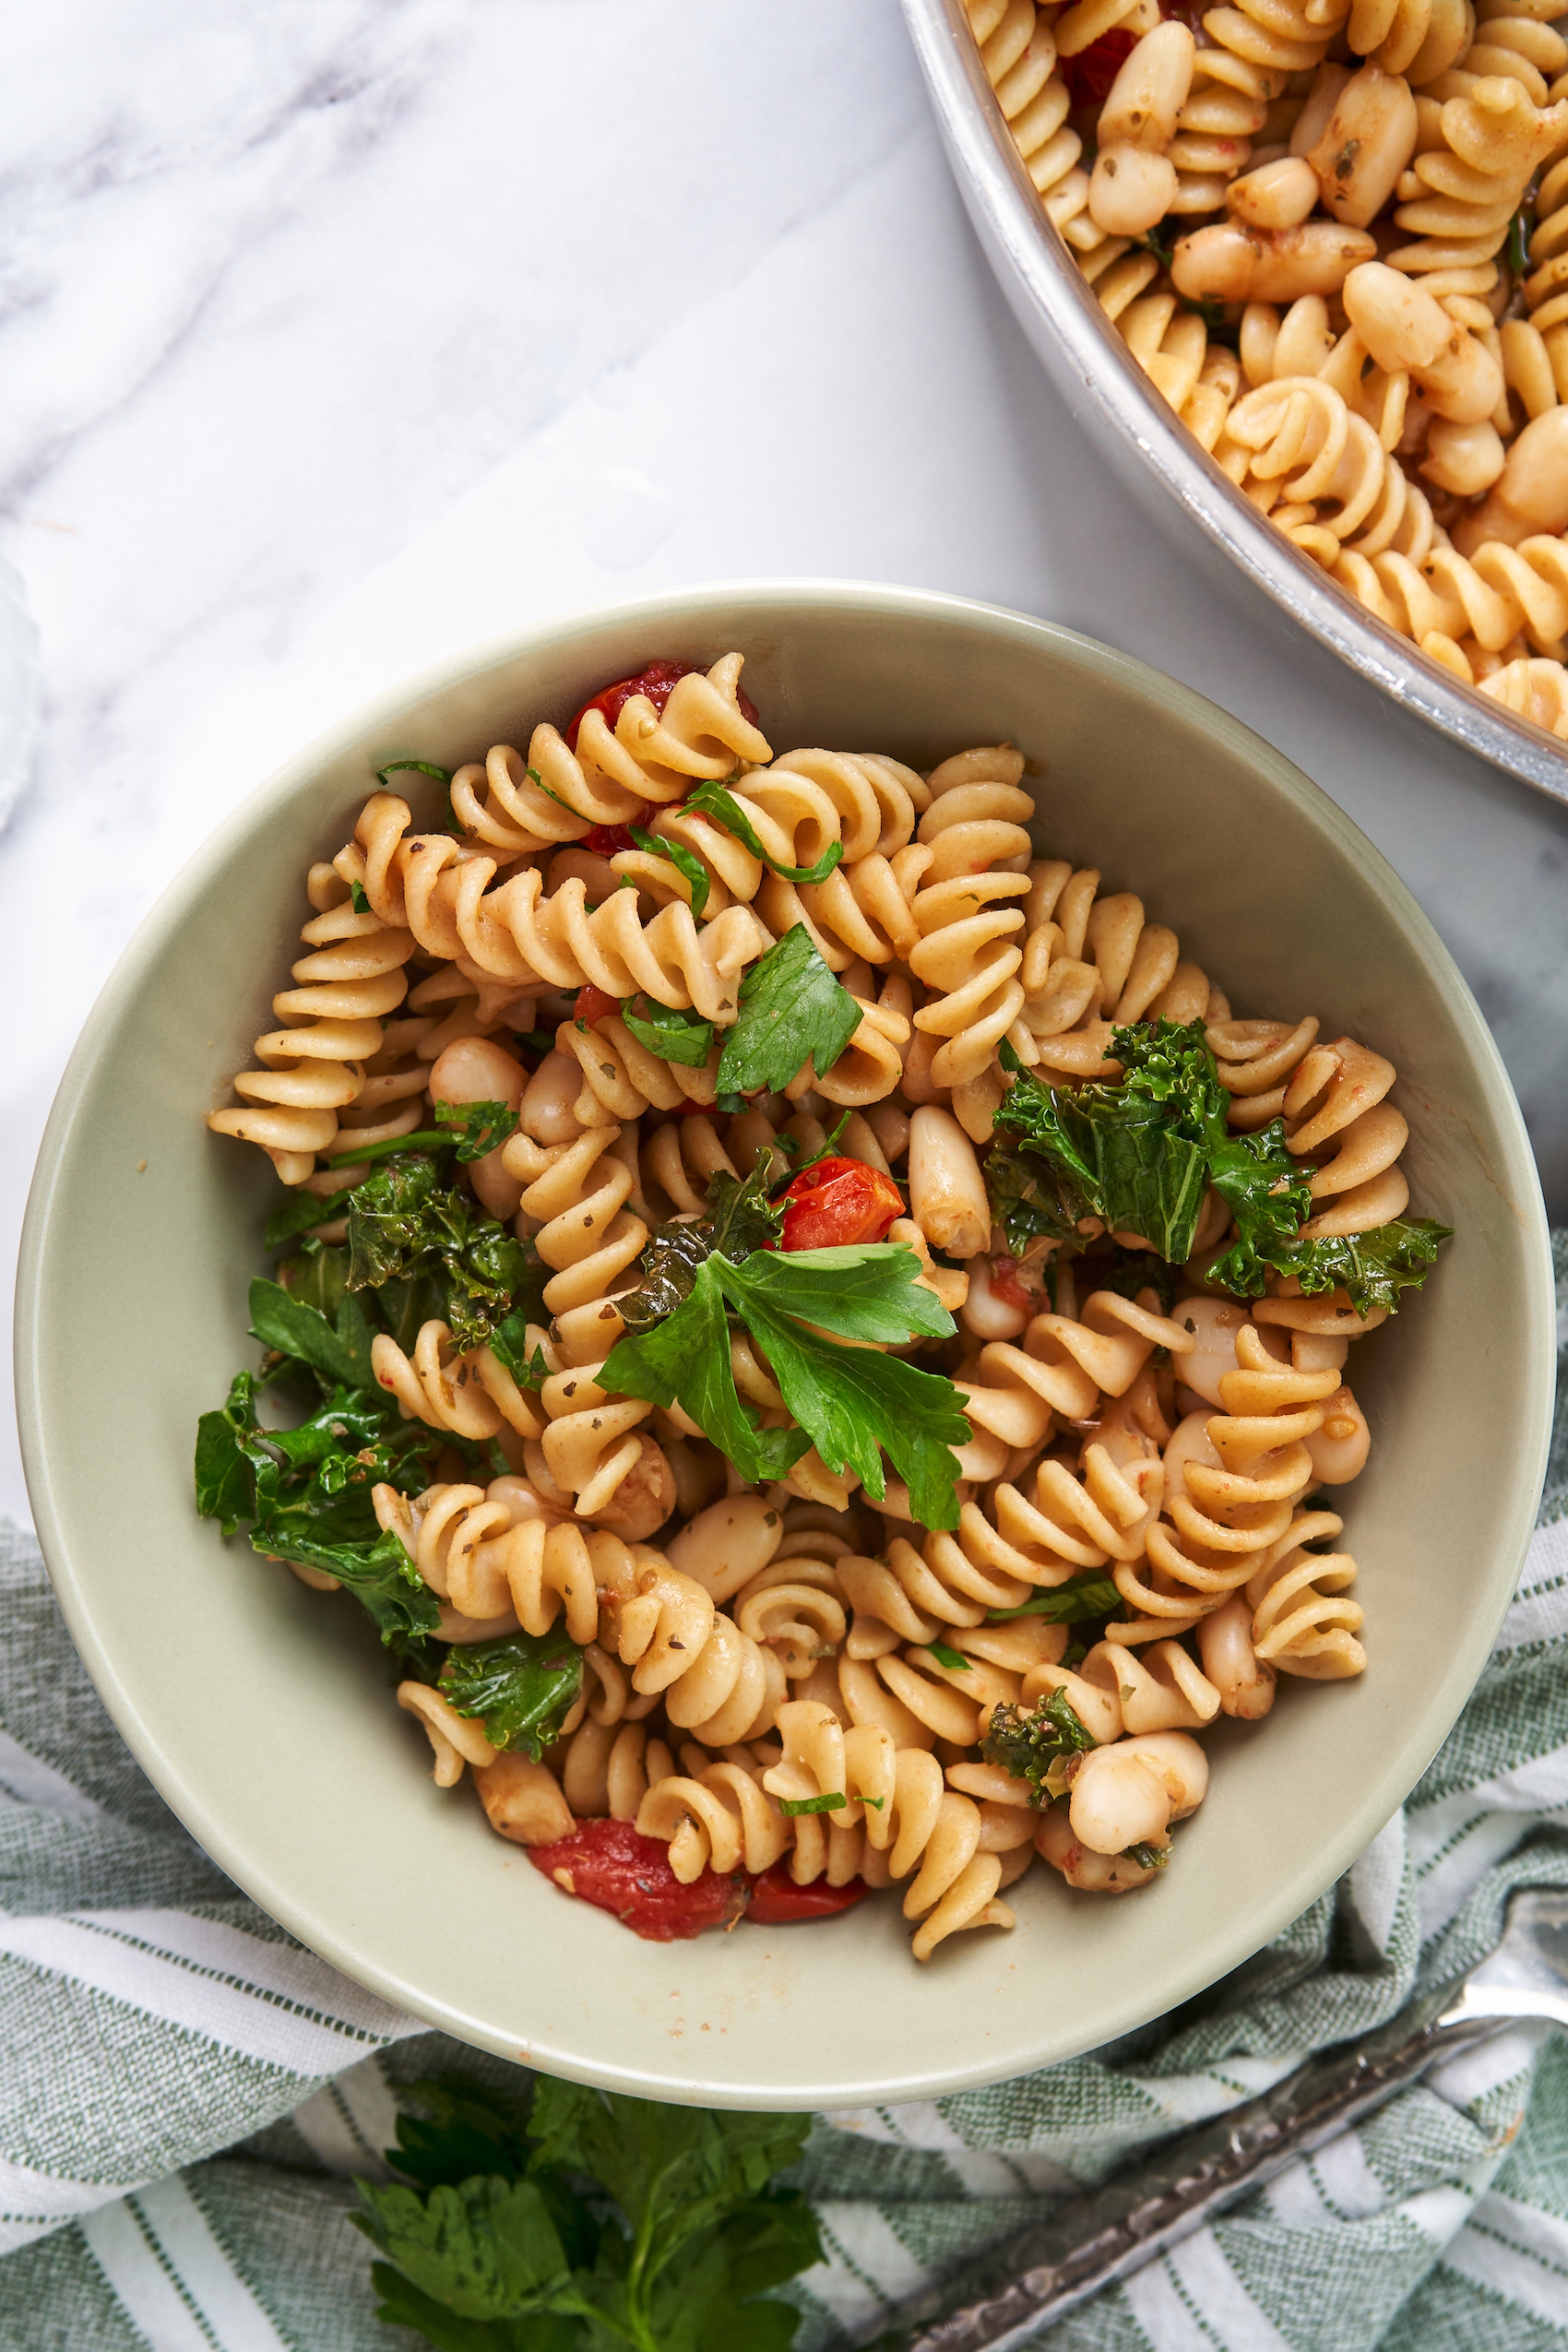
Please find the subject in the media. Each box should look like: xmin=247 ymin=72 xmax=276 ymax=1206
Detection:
xmin=527 ymin=1818 xmax=749 ymax=1942
xmin=566 ymin=659 xmax=695 ymax=751
xmin=1059 ymin=26 xmax=1136 ymax=106
xmin=990 ymin=1254 xmax=1033 ymax=1314
xmin=745 ymin=1864 xmax=869 ymax=1925
xmin=778 ymin=1156 xmax=904 ymax=1252
xmin=572 ymin=983 xmax=620 ymax=1027
xmin=565 ymin=657 xmax=759 ymax=751
xmin=584 ymin=822 xmax=641 ymax=855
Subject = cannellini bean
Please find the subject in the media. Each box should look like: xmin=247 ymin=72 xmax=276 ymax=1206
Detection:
xmin=1170 ymin=220 xmax=1377 ymax=305
xmin=1304 ymin=64 xmax=1418 ymax=230
xmin=1069 ymin=1730 xmax=1207 ymax=1855
xmin=1304 ymin=1384 xmax=1372 ymax=1483
xmin=1420 ymin=415 xmax=1506 ymax=496
xmin=1289 ymin=63 xmax=1351 ymax=160
xmin=474 ymin=1753 xmax=574 ymax=1847
xmin=517 ymin=1049 xmax=585 ymax=1145
xmin=1098 ymin=21 xmax=1194 ymax=148
xmin=909 ymin=1106 xmax=991 ymax=1259
xmin=1088 ymin=146 xmax=1179 ymax=236
xmin=961 ymin=1256 xmax=1031 ymax=1340
xmin=665 ymin=1491 xmax=784 ymax=1605
xmin=1197 ymin=1594 xmax=1277 ymax=1720
xmin=1035 ymin=1805 xmax=1166 ymax=1891
xmin=1341 ymin=264 xmax=1502 ymax=425
xmin=1227 ymin=156 xmax=1320 ymax=231
xmin=1453 ymin=408 xmax=1568 ymax=552
xmin=1170 ymin=1296 xmax=1251 ymax=1405
xmin=433 ymin=1036 xmax=529 ymax=1215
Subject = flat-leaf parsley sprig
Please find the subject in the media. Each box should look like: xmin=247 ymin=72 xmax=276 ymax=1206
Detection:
xmin=600 ymin=1167 xmax=971 ymax=1530
xmin=353 ymin=2075 xmax=822 ymax=2352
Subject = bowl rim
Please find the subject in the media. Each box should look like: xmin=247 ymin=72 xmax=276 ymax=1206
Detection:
xmin=16 ymin=578 xmax=1556 ymax=2099
xmin=898 ymin=0 xmax=1568 ymax=812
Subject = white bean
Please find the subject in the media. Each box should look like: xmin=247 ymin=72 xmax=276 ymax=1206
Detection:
xmin=1304 ymin=64 xmax=1418 ymax=230
xmin=909 ymin=1106 xmax=991 ymax=1259
xmin=1170 ymin=1297 xmax=1251 ymax=1405
xmin=1227 ymin=156 xmax=1320 ymax=231
xmin=1453 ymin=408 xmax=1568 ymax=552
xmin=1197 ymin=1594 xmax=1277 ymax=1719
xmin=1088 ymin=145 xmax=1179 ymax=236
xmin=960 ymin=1256 xmax=1031 ymax=1340
xmin=517 ymin=1049 xmax=585 ymax=1145
xmin=1341 ymin=263 xmax=1503 ymax=425
xmin=1171 ymin=220 xmax=1377 ymax=305
xmin=1304 ymin=1384 xmax=1372 ymax=1483
xmin=1420 ymin=416 xmax=1506 ymax=496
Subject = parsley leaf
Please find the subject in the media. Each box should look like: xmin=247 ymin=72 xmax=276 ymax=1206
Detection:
xmin=927 ymin=1639 xmax=968 ymax=1670
xmin=621 ymin=994 xmax=717 ymax=1067
xmin=683 ymin=778 xmax=844 ymax=885
xmin=350 ymin=880 xmax=372 ymax=914
xmin=1123 ymin=1840 xmax=1170 ymax=1871
xmin=716 ymin=927 xmax=862 ymax=1097
xmin=356 ymin=2076 xmax=820 ymax=2352
xmin=987 ymin=1569 xmax=1122 ymax=1622
xmin=720 ymin=1244 xmax=954 ymax=1346
xmin=709 ymin=1257 xmax=970 ymax=1528
xmin=778 ymin=1790 xmax=847 ymax=1815
xmin=629 ymin=825 xmax=710 ymax=918
xmin=981 ymin=1690 xmax=1097 ymax=1804
xmin=441 ymin=1633 xmax=584 ymax=1759
xmin=600 ymin=1259 xmax=811 ymax=1488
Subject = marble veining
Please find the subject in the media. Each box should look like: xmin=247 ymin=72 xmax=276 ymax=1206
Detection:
xmin=2 ymin=0 xmax=1565 ymax=1525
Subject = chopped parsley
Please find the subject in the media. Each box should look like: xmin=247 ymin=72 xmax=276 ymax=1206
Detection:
xmin=683 ymin=777 xmax=844 ymax=885
xmin=629 ymin=824 xmax=710 ymax=918
xmin=621 ymin=994 xmax=717 ymax=1067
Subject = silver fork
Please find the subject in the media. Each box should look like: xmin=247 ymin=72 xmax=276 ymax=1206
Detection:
xmin=893 ymin=1888 xmax=1568 ymax=2352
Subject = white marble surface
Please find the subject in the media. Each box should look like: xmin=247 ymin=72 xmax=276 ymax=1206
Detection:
xmin=3 ymin=0 xmax=1566 ymax=1529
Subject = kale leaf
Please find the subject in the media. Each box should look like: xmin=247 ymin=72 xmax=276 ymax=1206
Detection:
xmin=615 ymin=1164 xmax=783 ymax=1333
xmin=715 ymin=927 xmax=863 ymax=1098
xmin=980 ymin=1690 xmax=1097 ymax=1805
xmin=354 ymin=2074 xmax=820 ymax=2352
xmin=347 ymin=1154 xmax=537 ymax=1351
xmin=434 ymin=1099 xmax=520 ymax=1162
xmin=1223 ymin=1215 xmax=1453 ymax=1315
xmin=194 ymin=1372 xmax=441 ymax=1644
xmin=440 ymin=1633 xmax=584 ymax=1760
xmin=983 ymin=1134 xmax=1084 ymax=1256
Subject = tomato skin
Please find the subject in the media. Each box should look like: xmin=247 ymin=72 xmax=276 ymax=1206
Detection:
xmin=1059 ymin=26 xmax=1136 ymax=105
xmin=990 ymin=1254 xmax=1033 ymax=1314
xmin=778 ymin=1157 xmax=904 ymax=1251
xmin=746 ymin=1865 xmax=869 ymax=1924
xmin=565 ymin=659 xmax=760 ymax=752
xmin=527 ymin=1818 xmax=748 ymax=1942
xmin=572 ymin=984 xmax=620 ymax=1028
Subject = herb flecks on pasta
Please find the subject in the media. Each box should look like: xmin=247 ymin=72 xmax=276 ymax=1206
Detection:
xmin=965 ymin=0 xmax=1568 ymax=744
xmin=197 ymin=649 xmax=1448 ymax=1961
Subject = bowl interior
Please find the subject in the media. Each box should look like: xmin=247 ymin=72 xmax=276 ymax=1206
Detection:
xmin=18 ymin=582 xmax=1553 ymax=2107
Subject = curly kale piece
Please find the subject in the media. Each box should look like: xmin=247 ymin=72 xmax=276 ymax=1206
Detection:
xmin=346 ymin=1152 xmax=540 ymax=1352
xmin=980 ymin=1690 xmax=1097 ymax=1807
xmin=615 ymin=1161 xmax=783 ymax=1333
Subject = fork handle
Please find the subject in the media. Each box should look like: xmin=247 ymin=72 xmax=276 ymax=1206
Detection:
xmin=898 ymin=1989 xmax=1499 ymax=2352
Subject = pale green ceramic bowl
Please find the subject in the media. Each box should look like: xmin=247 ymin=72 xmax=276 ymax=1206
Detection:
xmin=17 ymin=583 xmax=1554 ymax=2109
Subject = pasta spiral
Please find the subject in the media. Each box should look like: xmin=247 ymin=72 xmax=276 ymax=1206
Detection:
xmin=207 ymin=867 xmax=416 ymax=1183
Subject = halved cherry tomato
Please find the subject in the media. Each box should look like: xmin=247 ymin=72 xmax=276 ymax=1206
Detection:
xmin=527 ymin=1818 xmax=748 ymax=1942
xmin=1059 ymin=25 xmax=1136 ymax=106
xmin=778 ymin=1156 xmax=904 ymax=1252
xmin=572 ymin=984 xmax=619 ymax=1027
xmin=746 ymin=1864 xmax=869 ymax=1924
xmin=565 ymin=658 xmax=759 ymax=751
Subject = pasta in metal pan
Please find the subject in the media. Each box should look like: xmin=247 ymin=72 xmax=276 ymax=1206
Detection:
xmin=196 ymin=649 xmax=1449 ymax=1961
xmin=965 ymin=0 xmax=1568 ymax=741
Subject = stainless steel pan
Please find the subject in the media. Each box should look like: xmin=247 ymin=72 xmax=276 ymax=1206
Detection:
xmin=900 ymin=0 xmax=1568 ymax=808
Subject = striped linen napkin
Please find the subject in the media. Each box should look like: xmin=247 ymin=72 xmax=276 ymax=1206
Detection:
xmin=0 ymin=1235 xmax=1564 ymax=2352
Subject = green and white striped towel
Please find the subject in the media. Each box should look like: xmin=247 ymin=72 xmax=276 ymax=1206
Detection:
xmin=2 ymin=1234 xmax=1566 ymax=2352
